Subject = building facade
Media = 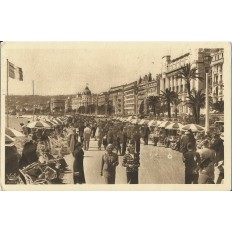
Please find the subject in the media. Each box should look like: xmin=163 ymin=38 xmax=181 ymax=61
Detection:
xmin=109 ymin=85 xmax=124 ymax=115
xmin=209 ymin=48 xmax=224 ymax=103
xmin=123 ymin=81 xmax=137 ymax=115
xmin=71 ymin=85 xmax=96 ymax=113
xmin=137 ymin=74 xmax=159 ymax=115
xmin=97 ymin=92 xmax=109 ymax=115
xmin=160 ymin=49 xmax=212 ymax=115
xmin=50 ymin=98 xmax=65 ymax=113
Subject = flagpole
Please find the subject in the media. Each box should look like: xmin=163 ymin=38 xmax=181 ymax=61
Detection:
xmin=33 ymin=80 xmax=35 ymax=121
xmin=6 ymin=59 xmax=9 ymax=127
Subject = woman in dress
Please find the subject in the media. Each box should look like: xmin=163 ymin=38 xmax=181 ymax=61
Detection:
xmin=100 ymin=144 xmax=119 ymax=184
xmin=73 ymin=142 xmax=86 ymax=184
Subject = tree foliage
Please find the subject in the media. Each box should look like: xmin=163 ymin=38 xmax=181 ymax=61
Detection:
xmin=177 ymin=63 xmax=203 ymax=97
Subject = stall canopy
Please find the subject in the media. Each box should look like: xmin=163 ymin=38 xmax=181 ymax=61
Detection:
xmin=181 ymin=124 xmax=205 ymax=132
xmin=165 ymin=122 xmax=183 ymax=130
xmin=158 ymin=121 xmax=172 ymax=128
xmin=5 ymin=128 xmax=25 ymax=137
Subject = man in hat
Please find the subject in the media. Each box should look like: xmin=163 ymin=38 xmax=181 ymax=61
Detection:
xmin=183 ymin=143 xmax=201 ymax=184
xmin=143 ymin=124 xmax=150 ymax=145
xmin=19 ymin=134 xmax=39 ymax=169
xmin=83 ymin=124 xmax=92 ymax=150
xmin=5 ymin=140 xmax=20 ymax=184
xmin=198 ymin=139 xmax=215 ymax=184
xmin=121 ymin=127 xmax=128 ymax=155
xmin=210 ymin=133 xmax=224 ymax=165
xmin=180 ymin=131 xmax=189 ymax=154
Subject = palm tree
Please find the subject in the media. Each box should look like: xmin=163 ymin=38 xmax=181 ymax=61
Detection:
xmin=147 ymin=96 xmax=160 ymax=117
xmin=171 ymin=96 xmax=182 ymax=118
xmin=139 ymin=100 xmax=144 ymax=115
xmin=211 ymin=100 xmax=224 ymax=113
xmin=177 ymin=63 xmax=203 ymax=97
xmin=160 ymin=89 xmax=177 ymax=118
xmin=185 ymin=89 xmax=205 ymax=124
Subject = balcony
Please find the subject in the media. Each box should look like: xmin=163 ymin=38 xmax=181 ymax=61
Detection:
xmin=210 ymin=58 xmax=224 ymax=66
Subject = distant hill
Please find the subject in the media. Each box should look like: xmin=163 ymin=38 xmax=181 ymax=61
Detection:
xmin=6 ymin=95 xmax=75 ymax=108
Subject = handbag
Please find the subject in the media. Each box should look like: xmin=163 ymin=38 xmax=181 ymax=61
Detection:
xmin=74 ymin=171 xmax=80 ymax=177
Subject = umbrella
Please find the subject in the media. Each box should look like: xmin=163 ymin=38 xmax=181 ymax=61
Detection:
xmin=50 ymin=119 xmax=62 ymax=125
xmin=44 ymin=120 xmax=56 ymax=127
xmin=138 ymin=119 xmax=149 ymax=125
xmin=5 ymin=128 xmax=25 ymax=137
xmin=181 ymin=124 xmax=205 ymax=132
xmin=148 ymin=120 xmax=162 ymax=127
xmin=165 ymin=122 xmax=183 ymax=130
xmin=131 ymin=119 xmax=140 ymax=124
xmin=5 ymin=134 xmax=15 ymax=144
xmin=54 ymin=118 xmax=63 ymax=124
xmin=46 ymin=119 xmax=58 ymax=126
xmin=158 ymin=121 xmax=172 ymax=128
xmin=127 ymin=116 xmax=137 ymax=122
xmin=26 ymin=121 xmax=51 ymax=129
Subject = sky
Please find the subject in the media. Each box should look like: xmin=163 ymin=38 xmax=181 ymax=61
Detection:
xmin=1 ymin=42 xmax=213 ymax=96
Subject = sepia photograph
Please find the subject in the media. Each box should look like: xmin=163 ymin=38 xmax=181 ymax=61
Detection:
xmin=1 ymin=42 xmax=231 ymax=190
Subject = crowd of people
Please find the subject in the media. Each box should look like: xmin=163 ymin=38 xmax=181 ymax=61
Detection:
xmin=5 ymin=114 xmax=224 ymax=185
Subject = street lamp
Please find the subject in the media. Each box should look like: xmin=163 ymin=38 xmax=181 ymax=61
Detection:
xmin=205 ymin=73 xmax=209 ymax=133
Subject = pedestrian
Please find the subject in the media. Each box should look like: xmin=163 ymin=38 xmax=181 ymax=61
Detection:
xmin=96 ymin=125 xmax=104 ymax=150
xmin=79 ymin=122 xmax=85 ymax=144
xmin=68 ymin=129 xmax=78 ymax=155
xmin=180 ymin=131 xmax=189 ymax=154
xmin=188 ymin=129 xmax=196 ymax=150
xmin=132 ymin=128 xmax=141 ymax=154
xmin=122 ymin=127 xmax=127 ymax=155
xmin=107 ymin=127 xmax=114 ymax=144
xmin=122 ymin=143 xmax=140 ymax=184
xmin=102 ymin=135 xmax=108 ymax=150
xmin=5 ymin=142 xmax=20 ymax=184
xmin=143 ymin=124 xmax=150 ymax=145
xmin=210 ymin=133 xmax=224 ymax=165
xmin=116 ymin=132 xmax=122 ymax=155
xmin=73 ymin=142 xmax=86 ymax=184
xmin=100 ymin=144 xmax=119 ymax=184
xmin=198 ymin=139 xmax=216 ymax=184
xmin=83 ymin=124 xmax=91 ymax=151
xmin=183 ymin=143 xmax=201 ymax=184
xmin=19 ymin=134 xmax=38 ymax=169
xmin=92 ymin=122 xmax=97 ymax=140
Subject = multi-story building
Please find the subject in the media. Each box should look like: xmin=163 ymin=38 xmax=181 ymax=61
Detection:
xmin=160 ymin=49 xmax=212 ymax=115
xmin=71 ymin=85 xmax=96 ymax=113
xmin=50 ymin=98 xmax=65 ymax=112
xmin=109 ymin=84 xmax=124 ymax=115
xmin=97 ymin=92 xmax=109 ymax=115
xmin=209 ymin=49 xmax=224 ymax=103
xmin=137 ymin=73 xmax=159 ymax=115
xmin=123 ymin=81 xmax=137 ymax=115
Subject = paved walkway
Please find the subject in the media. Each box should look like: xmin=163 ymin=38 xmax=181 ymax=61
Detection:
xmin=63 ymin=138 xmax=185 ymax=184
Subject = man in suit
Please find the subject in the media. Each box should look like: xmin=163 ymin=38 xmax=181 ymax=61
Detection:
xmin=83 ymin=124 xmax=91 ymax=150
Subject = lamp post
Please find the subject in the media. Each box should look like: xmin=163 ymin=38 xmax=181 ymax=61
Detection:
xmin=205 ymin=73 xmax=209 ymax=133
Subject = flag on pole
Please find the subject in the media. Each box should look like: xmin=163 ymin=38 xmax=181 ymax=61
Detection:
xmin=8 ymin=61 xmax=23 ymax=81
